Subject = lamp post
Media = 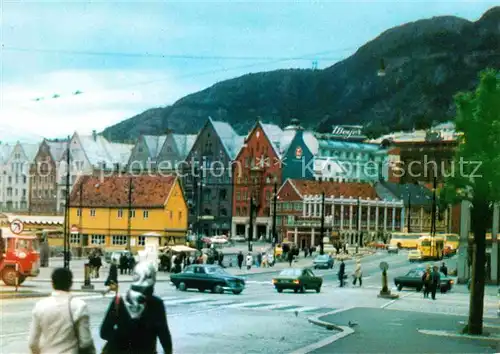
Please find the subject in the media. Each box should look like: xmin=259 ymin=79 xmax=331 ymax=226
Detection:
xmin=407 ymin=191 xmax=412 ymax=233
xmin=356 ymin=197 xmax=361 ymax=254
xmin=248 ymin=197 xmax=255 ymax=252
xmin=127 ymin=177 xmax=134 ymax=251
xmin=319 ymin=192 xmax=325 ymax=255
xmin=272 ymin=183 xmax=278 ymax=259
xmin=431 ymin=177 xmax=437 ymax=236
xmin=63 ymin=136 xmax=71 ymax=269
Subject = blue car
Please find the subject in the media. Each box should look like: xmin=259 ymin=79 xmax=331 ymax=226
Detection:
xmin=313 ymin=254 xmax=334 ymax=269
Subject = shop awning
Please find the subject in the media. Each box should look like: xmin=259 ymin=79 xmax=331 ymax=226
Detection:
xmin=161 ymin=245 xmax=197 ymax=253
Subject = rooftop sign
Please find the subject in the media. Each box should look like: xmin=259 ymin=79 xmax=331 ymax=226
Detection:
xmin=330 ymin=125 xmax=366 ymax=141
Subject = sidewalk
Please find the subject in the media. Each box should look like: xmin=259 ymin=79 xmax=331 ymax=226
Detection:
xmin=310 ymin=307 xmax=499 ymax=353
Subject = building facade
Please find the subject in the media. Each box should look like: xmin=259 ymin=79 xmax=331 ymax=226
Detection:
xmin=183 ymin=118 xmax=243 ymax=236
xmin=0 ymin=142 xmax=38 ymax=212
xmin=276 ymin=179 xmax=404 ymax=249
xmin=57 ymin=131 xmax=133 ymax=214
xmin=231 ymin=121 xmax=290 ymax=241
xmin=30 ymin=140 xmax=67 ymax=214
xmin=68 ymin=175 xmax=188 ymax=253
xmin=0 ymin=143 xmax=14 ymax=211
xmin=282 ymin=122 xmax=389 ymax=183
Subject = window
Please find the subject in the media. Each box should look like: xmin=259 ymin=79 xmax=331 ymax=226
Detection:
xmin=118 ymin=209 xmax=123 ymax=218
xmin=69 ymin=233 xmax=81 ymax=244
xmin=90 ymin=209 xmax=96 ymax=217
xmin=23 ymin=176 xmax=27 ymax=184
xmin=112 ymin=235 xmax=128 ymax=245
xmin=130 ymin=210 xmax=136 ymax=218
xmin=143 ymin=210 xmax=149 ymax=219
xmin=169 ymin=210 xmax=173 ymax=219
xmin=178 ymin=211 xmax=182 ymax=220
xmin=236 ymin=191 xmax=241 ymax=201
xmin=138 ymin=236 xmax=146 ymax=246
xmin=91 ymin=235 xmax=105 ymax=245
xmin=76 ymin=209 xmax=81 ymax=217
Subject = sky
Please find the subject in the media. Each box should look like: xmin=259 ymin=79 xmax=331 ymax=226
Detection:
xmin=0 ymin=0 xmax=497 ymax=143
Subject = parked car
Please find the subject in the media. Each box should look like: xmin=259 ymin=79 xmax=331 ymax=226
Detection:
xmin=443 ymin=246 xmax=457 ymax=258
xmin=387 ymin=245 xmax=399 ymax=254
xmin=408 ymin=249 xmax=422 ymax=262
xmin=170 ymin=264 xmax=245 ymax=294
xmin=272 ymin=268 xmax=323 ymax=293
xmin=394 ymin=267 xmax=453 ymax=293
xmin=313 ymin=254 xmax=334 ymax=269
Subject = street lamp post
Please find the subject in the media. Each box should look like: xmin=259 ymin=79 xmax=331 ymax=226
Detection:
xmin=272 ymin=183 xmax=278 ymax=259
xmin=356 ymin=198 xmax=361 ymax=254
xmin=248 ymin=197 xmax=255 ymax=252
xmin=407 ymin=191 xmax=412 ymax=233
xmin=127 ymin=177 xmax=134 ymax=251
xmin=319 ymin=192 xmax=325 ymax=255
xmin=63 ymin=137 xmax=71 ymax=269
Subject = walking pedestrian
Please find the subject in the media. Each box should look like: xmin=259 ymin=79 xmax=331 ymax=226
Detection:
xmin=237 ymin=251 xmax=244 ymax=270
xmin=28 ymin=268 xmax=96 ymax=354
xmin=103 ymin=259 xmax=119 ymax=296
xmin=94 ymin=253 xmax=102 ymax=279
xmin=440 ymin=262 xmax=448 ymax=277
xmin=127 ymin=253 xmax=136 ymax=275
xmin=287 ymin=250 xmax=294 ymax=267
xmin=119 ymin=254 xmax=128 ymax=275
xmin=100 ymin=262 xmax=173 ymax=354
xmin=338 ymin=259 xmax=345 ymax=287
xmin=246 ymin=253 xmax=253 ymax=270
xmin=422 ymin=265 xmax=431 ymax=298
xmin=431 ymin=265 xmax=441 ymax=300
xmin=352 ymin=260 xmax=362 ymax=286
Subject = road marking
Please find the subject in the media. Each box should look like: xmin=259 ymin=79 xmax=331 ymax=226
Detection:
xmin=253 ymin=303 xmax=291 ymax=310
xmin=418 ymin=329 xmax=500 ymax=341
xmin=380 ymin=292 xmax=413 ymax=309
xmin=287 ymin=306 xmax=321 ymax=313
xmin=163 ymin=297 xmax=212 ymax=305
xmin=225 ymin=301 xmax=271 ymax=308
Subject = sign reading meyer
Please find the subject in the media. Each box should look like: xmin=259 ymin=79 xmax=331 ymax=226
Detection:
xmin=331 ymin=125 xmax=366 ymax=140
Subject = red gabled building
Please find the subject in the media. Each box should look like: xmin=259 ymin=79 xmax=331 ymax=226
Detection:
xmin=231 ymin=121 xmax=288 ymax=242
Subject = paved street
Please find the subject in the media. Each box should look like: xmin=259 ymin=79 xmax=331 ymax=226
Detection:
xmin=1 ymin=250 xmax=498 ymax=353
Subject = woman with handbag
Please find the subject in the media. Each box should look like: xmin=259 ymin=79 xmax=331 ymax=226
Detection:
xmin=103 ymin=259 xmax=119 ymax=296
xmin=100 ymin=262 xmax=173 ymax=354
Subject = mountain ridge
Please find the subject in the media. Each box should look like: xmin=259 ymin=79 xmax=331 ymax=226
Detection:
xmin=103 ymin=7 xmax=500 ymax=141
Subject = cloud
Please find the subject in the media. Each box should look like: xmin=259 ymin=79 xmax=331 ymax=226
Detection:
xmin=0 ymin=70 xmax=202 ymax=142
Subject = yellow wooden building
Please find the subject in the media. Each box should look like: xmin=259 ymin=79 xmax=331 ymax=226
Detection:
xmin=68 ymin=174 xmax=188 ymax=253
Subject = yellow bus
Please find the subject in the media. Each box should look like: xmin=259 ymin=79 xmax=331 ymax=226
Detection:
xmin=418 ymin=235 xmax=444 ymax=260
xmin=389 ymin=232 xmax=427 ymax=249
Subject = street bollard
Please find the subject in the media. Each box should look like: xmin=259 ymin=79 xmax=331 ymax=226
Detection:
xmin=15 ymin=263 xmax=19 ymax=292
xmin=81 ymin=263 xmax=95 ymax=290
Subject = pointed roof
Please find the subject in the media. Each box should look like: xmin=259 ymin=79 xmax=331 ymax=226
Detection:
xmin=69 ymin=175 xmax=177 ymax=208
xmin=76 ymin=133 xmax=133 ymax=167
xmin=173 ymin=134 xmax=197 ymax=160
xmin=209 ymin=117 xmax=244 ymax=159
xmin=47 ymin=140 xmax=68 ymax=162
xmin=143 ymin=135 xmax=167 ymax=159
xmin=0 ymin=143 xmax=14 ymax=164
xmin=20 ymin=143 xmax=40 ymax=162
xmin=289 ymin=179 xmax=378 ymax=199
xmin=261 ymin=123 xmax=286 ymax=157
xmin=378 ymin=181 xmax=433 ymax=206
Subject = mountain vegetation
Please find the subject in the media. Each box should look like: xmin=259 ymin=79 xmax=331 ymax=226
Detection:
xmin=103 ymin=7 xmax=500 ymax=141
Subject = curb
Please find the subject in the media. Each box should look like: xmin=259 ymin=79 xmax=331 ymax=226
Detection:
xmin=0 ymin=291 xmax=50 ymax=300
xmin=291 ymin=308 xmax=356 ymax=354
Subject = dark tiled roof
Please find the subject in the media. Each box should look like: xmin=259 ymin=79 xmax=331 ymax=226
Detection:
xmin=290 ymin=179 xmax=378 ymax=199
xmin=69 ymin=175 xmax=177 ymax=208
xmin=379 ymin=181 xmax=433 ymax=206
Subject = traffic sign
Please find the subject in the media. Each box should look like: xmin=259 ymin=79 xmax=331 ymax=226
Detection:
xmin=10 ymin=219 xmax=24 ymax=234
xmin=70 ymin=225 xmax=79 ymax=233
xmin=379 ymin=261 xmax=389 ymax=271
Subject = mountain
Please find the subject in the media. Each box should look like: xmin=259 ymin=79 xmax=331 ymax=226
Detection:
xmin=103 ymin=7 xmax=500 ymax=141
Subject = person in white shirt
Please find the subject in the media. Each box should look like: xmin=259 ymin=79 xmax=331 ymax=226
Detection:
xmin=245 ymin=253 xmax=253 ymax=270
xmin=28 ymin=268 xmax=95 ymax=354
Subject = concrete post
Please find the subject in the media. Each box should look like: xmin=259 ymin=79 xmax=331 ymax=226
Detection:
xmin=294 ymin=227 xmax=298 ymax=245
xmin=349 ymin=205 xmax=353 ymax=230
xmin=400 ymin=207 xmax=404 ymax=232
xmin=491 ymin=203 xmax=499 ymax=284
xmin=392 ymin=207 xmax=396 ymax=231
xmin=384 ymin=205 xmax=388 ymax=231
xmin=340 ymin=204 xmax=344 ymax=229
xmin=311 ymin=228 xmax=315 ymax=247
xmin=375 ymin=206 xmax=379 ymax=231
xmin=367 ymin=205 xmax=371 ymax=231
xmin=457 ymin=200 xmax=471 ymax=283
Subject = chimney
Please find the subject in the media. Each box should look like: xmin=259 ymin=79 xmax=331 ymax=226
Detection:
xmin=92 ymin=130 xmax=97 ymax=141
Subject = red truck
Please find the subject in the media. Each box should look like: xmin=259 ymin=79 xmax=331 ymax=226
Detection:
xmin=0 ymin=228 xmax=40 ymax=286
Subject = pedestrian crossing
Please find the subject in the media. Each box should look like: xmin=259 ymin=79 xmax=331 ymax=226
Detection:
xmin=159 ymin=295 xmax=336 ymax=314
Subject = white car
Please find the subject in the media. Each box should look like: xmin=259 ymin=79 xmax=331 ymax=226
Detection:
xmin=408 ymin=249 xmax=422 ymax=262
xmin=387 ymin=245 xmax=399 ymax=254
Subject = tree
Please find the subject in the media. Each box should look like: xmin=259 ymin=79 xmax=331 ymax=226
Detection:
xmin=441 ymin=69 xmax=500 ymax=335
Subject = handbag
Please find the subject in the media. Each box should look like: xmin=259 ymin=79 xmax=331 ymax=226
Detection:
xmin=68 ymin=297 xmax=96 ymax=354
xmin=101 ymin=295 xmax=121 ymax=354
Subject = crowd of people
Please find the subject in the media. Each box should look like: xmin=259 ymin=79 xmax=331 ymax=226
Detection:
xmin=28 ymin=264 xmax=173 ymax=354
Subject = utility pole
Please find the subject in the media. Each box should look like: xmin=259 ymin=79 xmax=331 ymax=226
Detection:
xmin=127 ymin=177 xmax=134 ymax=251
xmin=319 ymin=192 xmax=325 ymax=255
xmin=407 ymin=191 xmax=412 ymax=233
xmin=63 ymin=137 xmax=71 ymax=269
xmin=248 ymin=197 xmax=255 ymax=252
xmin=356 ymin=198 xmax=361 ymax=253
xmin=431 ymin=177 xmax=437 ymax=236
xmin=272 ymin=183 xmax=278 ymax=258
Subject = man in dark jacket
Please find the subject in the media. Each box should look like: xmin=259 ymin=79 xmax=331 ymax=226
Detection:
xmin=237 ymin=251 xmax=244 ymax=270
xmin=287 ymin=250 xmax=294 ymax=267
xmin=103 ymin=260 xmax=118 ymax=295
xmin=338 ymin=260 xmax=345 ymax=287
xmin=439 ymin=262 xmax=448 ymax=277
xmin=431 ymin=265 xmax=441 ymax=300
xmin=119 ymin=254 xmax=128 ymax=275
